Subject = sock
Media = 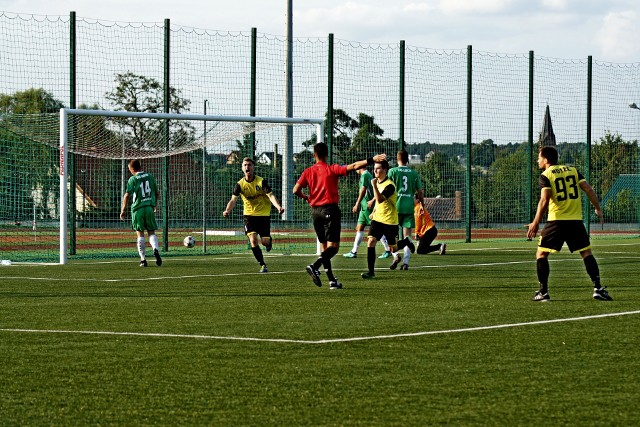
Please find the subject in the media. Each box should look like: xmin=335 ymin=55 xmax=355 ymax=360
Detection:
xmin=403 ymin=246 xmax=410 ymax=264
xmin=583 ymin=255 xmax=601 ymax=287
xmin=251 ymin=246 xmax=265 ymax=265
xmin=367 ymin=246 xmax=376 ymax=274
xmin=352 ymin=231 xmax=365 ymax=253
xmin=149 ymin=234 xmax=159 ymax=250
xmin=320 ymin=246 xmax=338 ymax=281
xmin=536 ymin=258 xmax=549 ymax=293
xmin=380 ymin=235 xmax=390 ymax=252
xmin=312 ymin=256 xmax=323 ymax=270
xmin=137 ymin=236 xmax=146 ymax=260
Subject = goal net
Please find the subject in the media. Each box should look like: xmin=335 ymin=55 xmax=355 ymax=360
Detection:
xmin=0 ymin=109 xmax=324 ymax=264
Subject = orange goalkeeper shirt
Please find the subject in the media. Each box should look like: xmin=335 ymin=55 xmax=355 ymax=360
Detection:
xmin=414 ymin=203 xmax=435 ymax=238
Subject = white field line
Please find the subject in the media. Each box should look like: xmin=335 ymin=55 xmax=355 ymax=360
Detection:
xmin=9 ymin=241 xmax=638 ymax=267
xmin=1 ymin=310 xmax=639 ymax=344
xmin=4 ymin=256 xmax=640 ymax=283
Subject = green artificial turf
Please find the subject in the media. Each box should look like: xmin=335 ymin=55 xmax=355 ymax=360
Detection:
xmin=1 ymin=238 xmax=639 ymax=425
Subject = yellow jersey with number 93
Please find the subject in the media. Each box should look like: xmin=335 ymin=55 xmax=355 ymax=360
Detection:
xmin=539 ymin=165 xmax=585 ymax=221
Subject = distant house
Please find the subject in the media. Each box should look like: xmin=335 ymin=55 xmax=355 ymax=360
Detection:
xmin=408 ymin=154 xmax=422 ymax=165
xmin=207 ymin=153 xmax=229 ymax=167
xmin=423 ymin=191 xmax=463 ymax=221
xmin=257 ymin=151 xmax=283 ymax=167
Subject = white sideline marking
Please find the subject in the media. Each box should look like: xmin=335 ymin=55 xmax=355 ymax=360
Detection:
xmin=5 ymin=256 xmax=640 ymax=283
xmin=1 ymin=310 xmax=639 ymax=344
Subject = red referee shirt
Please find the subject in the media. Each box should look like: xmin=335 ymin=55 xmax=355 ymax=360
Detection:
xmin=297 ymin=161 xmax=348 ymax=206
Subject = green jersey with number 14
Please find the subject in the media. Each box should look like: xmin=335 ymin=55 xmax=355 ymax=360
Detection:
xmin=388 ymin=165 xmax=422 ymax=214
xmin=126 ymin=171 xmax=157 ymax=212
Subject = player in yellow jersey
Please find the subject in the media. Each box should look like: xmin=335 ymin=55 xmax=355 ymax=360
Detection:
xmin=361 ymin=160 xmax=415 ymax=279
xmin=223 ymin=157 xmax=285 ymax=273
xmin=527 ymin=146 xmax=612 ymax=301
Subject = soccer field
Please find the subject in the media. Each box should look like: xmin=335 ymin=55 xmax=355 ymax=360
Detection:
xmin=1 ymin=238 xmax=639 ymax=425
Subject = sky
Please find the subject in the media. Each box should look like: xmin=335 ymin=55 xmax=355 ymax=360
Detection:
xmin=1 ymin=0 xmax=639 ymax=63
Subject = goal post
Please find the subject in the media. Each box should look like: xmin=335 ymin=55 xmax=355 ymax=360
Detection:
xmin=57 ymin=108 xmax=324 ymax=264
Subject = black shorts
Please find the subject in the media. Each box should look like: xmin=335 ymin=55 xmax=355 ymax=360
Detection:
xmin=311 ymin=204 xmax=341 ymax=244
xmin=244 ymin=215 xmax=271 ymax=237
xmin=369 ymin=220 xmax=398 ymax=246
xmin=539 ymin=220 xmax=591 ymax=253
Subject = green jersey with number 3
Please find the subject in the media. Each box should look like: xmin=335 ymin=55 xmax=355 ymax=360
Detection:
xmin=126 ymin=171 xmax=157 ymax=212
xmin=388 ymin=165 xmax=422 ymax=214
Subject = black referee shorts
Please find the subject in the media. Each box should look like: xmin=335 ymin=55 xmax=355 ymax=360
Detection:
xmin=311 ymin=204 xmax=341 ymax=244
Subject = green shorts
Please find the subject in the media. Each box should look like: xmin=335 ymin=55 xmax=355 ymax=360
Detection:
xmin=398 ymin=213 xmax=415 ymax=229
xmin=357 ymin=208 xmax=372 ymax=226
xmin=131 ymin=206 xmax=158 ymax=232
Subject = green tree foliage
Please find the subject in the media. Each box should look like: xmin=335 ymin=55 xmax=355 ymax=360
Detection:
xmin=104 ymin=72 xmax=194 ymax=150
xmin=0 ymin=87 xmax=65 ymax=114
xmin=591 ymin=131 xmax=638 ymax=197
xmin=472 ymin=144 xmax=529 ymax=225
xmin=471 ymin=139 xmax=497 ymax=168
xmin=414 ymin=151 xmax=464 ymax=198
xmin=0 ymin=88 xmax=66 ymax=222
xmin=603 ymin=189 xmax=639 ymax=222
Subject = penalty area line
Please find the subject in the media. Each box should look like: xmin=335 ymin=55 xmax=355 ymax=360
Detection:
xmin=1 ymin=310 xmax=639 ymax=344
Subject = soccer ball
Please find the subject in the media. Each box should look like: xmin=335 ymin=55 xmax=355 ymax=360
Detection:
xmin=183 ymin=235 xmax=196 ymax=248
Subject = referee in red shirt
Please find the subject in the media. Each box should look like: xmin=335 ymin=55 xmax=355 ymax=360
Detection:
xmin=293 ymin=142 xmax=386 ymax=289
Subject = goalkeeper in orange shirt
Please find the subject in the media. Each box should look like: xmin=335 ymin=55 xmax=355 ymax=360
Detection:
xmin=414 ymin=194 xmax=446 ymax=255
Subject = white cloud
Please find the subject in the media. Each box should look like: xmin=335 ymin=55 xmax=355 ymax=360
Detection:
xmin=540 ymin=0 xmax=568 ymax=10
xmin=439 ymin=0 xmax=513 ymax=15
xmin=404 ymin=3 xmax=434 ymax=13
xmin=595 ymin=10 xmax=640 ymax=61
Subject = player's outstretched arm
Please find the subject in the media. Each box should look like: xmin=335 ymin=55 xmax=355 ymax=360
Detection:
xmin=223 ymin=195 xmax=238 ymax=217
xmin=346 ymin=154 xmax=387 ymax=172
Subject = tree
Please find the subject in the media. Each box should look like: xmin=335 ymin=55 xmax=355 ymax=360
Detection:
xmin=302 ymin=109 xmax=358 ymax=151
xmin=471 ymin=139 xmax=496 ymax=168
xmin=299 ymin=109 xmax=389 ymax=164
xmin=0 ymin=87 xmax=65 ymax=114
xmin=591 ymin=131 xmax=638 ymax=197
xmin=414 ymin=151 xmax=464 ymax=198
xmin=0 ymin=88 xmax=66 ymax=222
xmin=104 ymin=72 xmax=194 ymax=150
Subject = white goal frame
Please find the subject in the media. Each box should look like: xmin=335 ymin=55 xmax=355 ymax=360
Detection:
xmin=59 ymin=108 xmax=324 ymax=264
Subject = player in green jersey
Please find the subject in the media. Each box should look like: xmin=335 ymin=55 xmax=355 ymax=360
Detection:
xmin=527 ymin=146 xmax=612 ymax=302
xmin=343 ymin=167 xmax=374 ymax=258
xmin=120 ymin=159 xmax=162 ymax=267
xmin=386 ymin=150 xmax=425 ymax=270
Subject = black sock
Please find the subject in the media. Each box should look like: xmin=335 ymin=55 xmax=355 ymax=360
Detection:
xmin=320 ymin=247 xmax=338 ymax=282
xmin=367 ymin=246 xmax=376 ymax=274
xmin=536 ymin=258 xmax=549 ymax=293
xmin=583 ymin=255 xmax=601 ymax=287
xmin=397 ymin=238 xmax=407 ymax=250
xmin=312 ymin=256 xmax=323 ymax=270
xmin=251 ymin=246 xmax=265 ymax=265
